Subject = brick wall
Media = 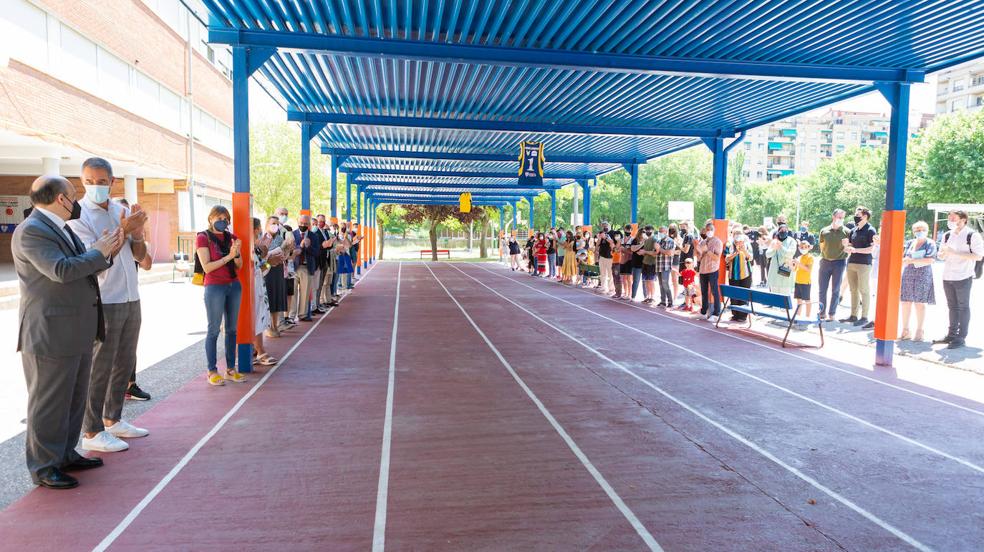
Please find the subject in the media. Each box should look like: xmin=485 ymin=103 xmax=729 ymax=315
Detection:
xmin=38 ymin=0 xmax=233 ymax=124
xmin=0 ymin=61 xmax=232 ymax=190
xmin=0 ymin=175 xmax=196 ymax=263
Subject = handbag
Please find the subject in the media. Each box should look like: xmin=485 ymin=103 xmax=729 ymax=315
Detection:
xmin=777 ymin=264 xmax=792 ymax=278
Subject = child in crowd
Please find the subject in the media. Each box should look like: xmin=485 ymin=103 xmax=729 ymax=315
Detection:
xmin=794 ymin=240 xmax=815 ymax=318
xmin=679 ymin=258 xmax=699 ymax=312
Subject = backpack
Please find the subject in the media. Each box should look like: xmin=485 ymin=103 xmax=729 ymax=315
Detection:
xmin=945 ymin=231 xmax=983 ymax=279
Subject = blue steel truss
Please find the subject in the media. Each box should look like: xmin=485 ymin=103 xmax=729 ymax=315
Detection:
xmin=205 ymin=0 xmax=984 ymax=205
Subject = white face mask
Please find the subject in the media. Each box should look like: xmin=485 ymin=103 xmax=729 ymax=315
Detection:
xmin=705 ymin=230 xmax=714 ymax=239
xmin=947 ymin=220 xmax=958 ymax=230
xmin=832 ymin=218 xmax=843 ymax=229
xmin=269 ymin=224 xmax=280 ymax=233
xmin=83 ymin=184 xmax=111 ymax=204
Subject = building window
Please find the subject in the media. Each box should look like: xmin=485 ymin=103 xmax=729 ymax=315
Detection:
xmin=836 ymin=145 xmax=845 ymax=152
xmin=59 ymin=24 xmax=98 ymax=85
xmin=5 ymin=0 xmax=48 ymax=67
xmin=836 ymin=132 xmax=845 ymax=140
xmin=953 ymin=79 xmax=965 ymax=92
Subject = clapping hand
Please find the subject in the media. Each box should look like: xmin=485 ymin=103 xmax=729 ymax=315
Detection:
xmin=93 ymin=227 xmax=124 ymax=257
xmin=230 ymin=238 xmax=242 ymax=257
xmin=120 ymin=206 xmax=147 ymax=238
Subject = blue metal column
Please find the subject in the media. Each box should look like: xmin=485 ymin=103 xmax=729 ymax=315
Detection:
xmin=527 ymin=196 xmax=535 ymax=232
xmin=499 ymin=206 xmax=505 ymax=261
xmin=346 ymin=177 xmax=352 ymax=224
xmin=708 ymin=138 xmax=727 ymax=220
xmin=873 ymin=82 xmax=912 ymax=367
xmin=329 ymin=154 xmax=338 ymax=219
xmin=549 ymin=189 xmax=557 ymax=228
xmin=628 ymin=164 xmax=639 ymax=223
xmin=581 ymin=180 xmax=591 ymax=226
xmin=231 ymin=46 xmax=253 ymax=373
xmin=356 ymin=186 xmax=363 ymax=274
xmin=300 ymin=123 xmax=313 ymax=213
xmin=511 ymin=200 xmax=518 ymax=230
xmin=369 ymin=199 xmax=374 ymax=264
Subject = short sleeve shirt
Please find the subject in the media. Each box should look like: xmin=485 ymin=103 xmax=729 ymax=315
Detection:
xmin=795 ymin=253 xmax=814 ymax=284
xmin=819 ymin=225 xmax=850 ymax=261
xmin=848 ymin=224 xmax=877 ymax=265
xmin=196 ymin=231 xmax=239 ymax=286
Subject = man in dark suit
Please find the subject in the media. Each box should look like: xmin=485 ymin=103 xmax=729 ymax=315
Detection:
xmin=290 ymin=214 xmax=322 ymax=322
xmin=12 ymin=175 xmax=123 ymax=489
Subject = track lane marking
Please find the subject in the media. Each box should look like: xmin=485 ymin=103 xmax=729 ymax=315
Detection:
xmin=423 ymin=263 xmax=663 ymax=552
xmin=449 ymin=262 xmax=932 ymax=552
xmin=93 ymin=261 xmax=381 ymax=551
xmin=470 ymin=264 xmax=984 ymax=476
xmin=372 ymin=262 xmax=401 ymax=552
xmin=483 ymin=263 xmax=984 ymax=418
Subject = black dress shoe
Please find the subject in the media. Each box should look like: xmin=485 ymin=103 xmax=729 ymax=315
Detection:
xmin=839 ymin=316 xmax=858 ymax=323
xmin=862 ymin=321 xmax=875 ymax=330
xmin=299 ymin=316 xmax=313 ymax=322
xmin=933 ymin=336 xmax=953 ymax=344
xmin=62 ymin=457 xmax=104 ymax=471
xmin=853 ymin=317 xmax=869 ymax=327
xmin=947 ymin=340 xmax=966 ymax=350
xmin=35 ymin=467 xmax=78 ymax=489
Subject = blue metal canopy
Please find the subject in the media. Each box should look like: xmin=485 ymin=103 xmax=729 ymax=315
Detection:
xmin=205 ymin=0 xmax=984 ymax=204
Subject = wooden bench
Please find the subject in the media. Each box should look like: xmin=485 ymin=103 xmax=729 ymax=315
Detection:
xmin=420 ymin=249 xmax=451 ymax=259
xmin=717 ymin=285 xmax=825 ymax=348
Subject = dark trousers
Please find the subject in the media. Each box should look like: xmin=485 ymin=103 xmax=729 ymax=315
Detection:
xmin=818 ymin=258 xmax=847 ymax=316
xmin=700 ymin=271 xmax=722 ymax=316
xmin=22 ymin=352 xmax=92 ymax=479
xmin=943 ymin=277 xmax=973 ymax=341
xmin=729 ymin=274 xmax=753 ymax=320
xmin=612 ymin=264 xmax=622 ymax=297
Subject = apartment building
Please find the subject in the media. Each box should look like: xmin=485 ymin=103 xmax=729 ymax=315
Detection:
xmin=741 ymin=109 xmax=930 ymax=182
xmin=0 ymin=0 xmax=234 ymax=262
xmin=935 ymin=58 xmax=984 ymax=115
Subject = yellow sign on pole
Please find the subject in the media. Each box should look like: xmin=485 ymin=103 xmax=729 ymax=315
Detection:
xmin=459 ymin=192 xmax=472 ymax=213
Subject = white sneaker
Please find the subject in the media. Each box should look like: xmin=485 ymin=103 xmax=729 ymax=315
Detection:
xmin=81 ymin=431 xmax=129 ymax=452
xmin=709 ymin=315 xmax=720 ymax=323
xmin=107 ymin=420 xmax=149 ymax=439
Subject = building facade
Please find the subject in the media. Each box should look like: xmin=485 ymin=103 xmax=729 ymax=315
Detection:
xmin=741 ymin=109 xmax=930 ymax=183
xmin=935 ymin=59 xmax=984 ymax=115
xmin=0 ymin=0 xmax=234 ymax=263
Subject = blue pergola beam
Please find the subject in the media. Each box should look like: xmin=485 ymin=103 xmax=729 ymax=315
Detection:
xmin=209 ymin=28 xmax=924 ymax=84
xmin=357 ymin=180 xmax=561 ymax=191
xmin=289 ymin=111 xmax=727 ymax=139
xmin=323 ymin=147 xmax=638 ymax=165
xmin=345 ymin=167 xmax=592 ymax=180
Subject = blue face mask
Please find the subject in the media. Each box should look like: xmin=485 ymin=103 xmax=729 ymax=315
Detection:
xmin=84 ymin=185 xmax=111 ymax=204
xmin=213 ymin=219 xmax=229 ymax=232
xmin=914 ymin=231 xmax=927 ymax=239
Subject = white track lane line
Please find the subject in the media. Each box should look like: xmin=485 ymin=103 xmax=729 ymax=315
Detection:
xmin=470 ymin=264 xmax=984 ymax=476
xmin=93 ymin=261 xmax=380 ymax=552
xmin=448 ymin=263 xmax=930 ymax=552
xmin=424 ymin=263 xmax=663 ymax=552
xmin=483 ymin=264 xmax=984 ymax=419
xmin=372 ymin=261 xmax=401 ymax=552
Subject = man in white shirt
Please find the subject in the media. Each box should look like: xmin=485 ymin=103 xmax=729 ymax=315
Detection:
xmin=934 ymin=210 xmax=984 ymax=350
xmin=68 ymin=158 xmax=150 ymax=452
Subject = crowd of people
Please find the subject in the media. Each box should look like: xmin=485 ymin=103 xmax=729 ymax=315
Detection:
xmin=11 ymin=156 xmax=366 ymax=490
xmin=195 ymin=207 xmax=364 ymax=386
xmin=504 ymin=206 xmax=982 ymax=350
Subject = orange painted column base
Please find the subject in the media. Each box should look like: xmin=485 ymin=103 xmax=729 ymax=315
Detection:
xmin=713 ymin=219 xmax=729 ymax=285
xmin=232 ymin=192 xmax=254 ymax=373
xmin=874 ymin=210 xmax=906 ymax=365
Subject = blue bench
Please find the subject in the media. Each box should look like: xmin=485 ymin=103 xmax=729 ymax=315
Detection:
xmin=717 ymin=285 xmax=825 ymax=348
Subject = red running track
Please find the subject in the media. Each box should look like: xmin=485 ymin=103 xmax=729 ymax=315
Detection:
xmin=1 ymin=261 xmax=983 ymax=551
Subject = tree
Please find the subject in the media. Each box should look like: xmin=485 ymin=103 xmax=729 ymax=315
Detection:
xmin=250 ymin=122 xmax=348 ymax=219
xmin=908 ymin=109 xmax=984 ymax=220
xmin=376 ymin=205 xmax=411 ymax=260
xmin=401 ymin=205 xmax=487 ymax=260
